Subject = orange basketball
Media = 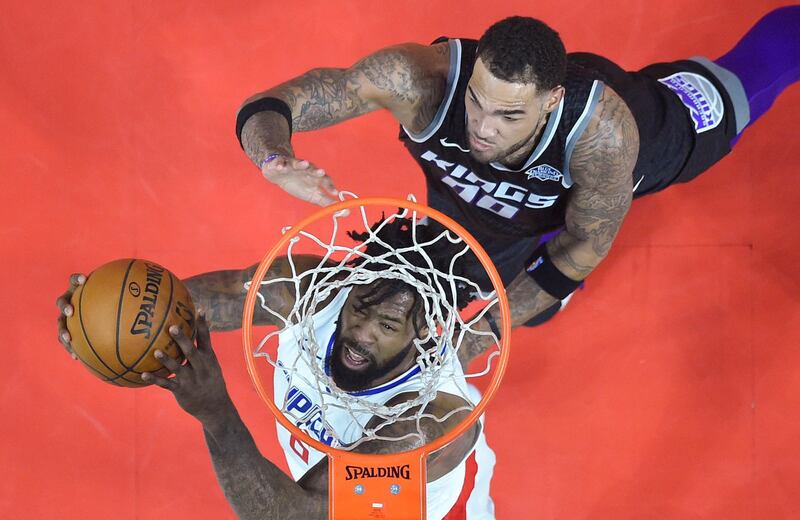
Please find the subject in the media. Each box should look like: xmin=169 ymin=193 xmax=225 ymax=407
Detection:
xmin=66 ymin=259 xmax=196 ymax=387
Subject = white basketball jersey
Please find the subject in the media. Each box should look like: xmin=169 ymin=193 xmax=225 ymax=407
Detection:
xmin=274 ymin=287 xmax=494 ymax=519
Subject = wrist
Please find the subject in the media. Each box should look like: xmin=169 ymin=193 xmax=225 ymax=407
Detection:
xmin=236 ymin=96 xmax=293 ymax=149
xmin=483 ymin=311 xmax=502 ymax=339
xmin=260 ymin=152 xmax=283 ymax=169
xmin=195 ymin=396 xmax=238 ymax=431
xmin=525 ymin=243 xmax=581 ymax=300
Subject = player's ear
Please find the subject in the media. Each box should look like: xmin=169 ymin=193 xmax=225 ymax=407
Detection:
xmin=543 ymin=85 xmax=565 ymax=113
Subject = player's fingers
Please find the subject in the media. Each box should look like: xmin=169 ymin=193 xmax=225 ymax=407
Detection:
xmin=141 ymin=372 xmax=177 ymax=391
xmin=168 ymin=325 xmax=198 ymax=362
xmin=154 ymin=349 xmax=183 ymax=373
xmin=57 ymin=274 xmax=85 ymax=316
xmin=194 ymin=313 xmax=213 ymax=355
xmin=55 ymin=292 xmax=74 ymax=316
xmin=56 ymin=318 xmax=77 ymax=359
xmin=57 ymin=315 xmax=69 ymax=344
xmin=307 ymin=189 xmax=337 ymax=207
xmin=320 ymin=175 xmax=338 ymax=195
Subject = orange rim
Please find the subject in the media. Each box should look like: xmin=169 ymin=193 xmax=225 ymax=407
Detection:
xmin=243 ymin=196 xmax=510 ymax=456
xmin=242 ymin=197 xmax=509 ymax=517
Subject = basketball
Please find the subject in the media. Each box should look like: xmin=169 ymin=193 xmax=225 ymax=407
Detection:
xmin=66 ymin=259 xmax=196 ymax=387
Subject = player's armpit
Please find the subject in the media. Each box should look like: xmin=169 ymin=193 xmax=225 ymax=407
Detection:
xmin=554 ymin=84 xmax=637 ymax=279
xmin=296 ymin=458 xmax=331 ymax=495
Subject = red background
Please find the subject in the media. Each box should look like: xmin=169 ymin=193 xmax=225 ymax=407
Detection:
xmin=1 ymin=1 xmax=798 ymax=518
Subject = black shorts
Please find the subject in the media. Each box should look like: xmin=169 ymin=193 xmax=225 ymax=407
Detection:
xmin=632 ymin=58 xmax=748 ymax=196
xmin=570 ymin=53 xmax=749 ymax=196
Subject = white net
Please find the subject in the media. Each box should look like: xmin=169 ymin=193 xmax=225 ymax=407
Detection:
xmin=245 ymin=194 xmax=502 ymax=451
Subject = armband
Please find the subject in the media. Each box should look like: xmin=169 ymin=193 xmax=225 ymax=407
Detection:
xmin=525 ymin=243 xmax=581 ymax=300
xmin=235 ymin=97 xmax=293 ymax=149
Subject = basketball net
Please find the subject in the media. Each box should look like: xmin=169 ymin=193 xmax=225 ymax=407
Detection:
xmin=243 ymin=194 xmax=509 ymax=519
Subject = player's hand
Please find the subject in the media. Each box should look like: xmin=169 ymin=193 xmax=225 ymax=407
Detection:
xmin=142 ymin=314 xmax=234 ymax=425
xmin=262 ymin=155 xmax=339 ymax=207
xmin=55 ymin=273 xmax=86 ymax=360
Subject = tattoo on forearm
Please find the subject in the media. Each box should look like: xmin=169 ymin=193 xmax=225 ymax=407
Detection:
xmin=239 ymin=44 xmax=448 ymax=161
xmin=241 ymin=113 xmax=295 ymax=167
xmin=239 ymin=67 xmax=370 ymax=168
xmin=458 ymin=273 xmax=558 ymax=366
xmin=184 ymin=270 xmax=249 ymax=331
xmin=276 ymin=68 xmax=372 ymax=131
xmin=183 ymin=261 xmax=294 ymax=331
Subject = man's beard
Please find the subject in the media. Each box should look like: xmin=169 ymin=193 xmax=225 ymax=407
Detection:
xmin=328 ymin=322 xmax=416 ymax=392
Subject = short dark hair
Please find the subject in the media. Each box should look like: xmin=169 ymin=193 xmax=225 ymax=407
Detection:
xmin=477 ymin=16 xmax=566 ymax=91
xmin=347 ymin=216 xmax=477 ymax=336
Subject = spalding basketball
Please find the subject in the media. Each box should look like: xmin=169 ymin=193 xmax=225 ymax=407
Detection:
xmin=66 ymin=259 xmax=196 ymax=387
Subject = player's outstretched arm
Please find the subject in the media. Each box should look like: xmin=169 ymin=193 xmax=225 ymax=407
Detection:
xmin=183 ymin=254 xmax=331 ymax=332
xmin=504 ymin=86 xmax=636 ymax=323
xmin=238 ymin=42 xmax=449 ymax=206
xmin=458 ymin=86 xmax=637 ymax=365
xmin=142 ymin=316 xmax=328 ymax=520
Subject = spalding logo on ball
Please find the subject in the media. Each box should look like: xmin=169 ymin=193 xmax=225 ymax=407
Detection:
xmin=66 ymin=259 xmax=196 ymax=387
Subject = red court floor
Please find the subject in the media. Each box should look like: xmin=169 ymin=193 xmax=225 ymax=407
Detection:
xmin=2 ymin=1 xmax=798 ymax=518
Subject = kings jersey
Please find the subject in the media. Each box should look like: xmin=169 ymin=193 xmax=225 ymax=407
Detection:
xmin=399 ymin=38 xmax=603 ymax=244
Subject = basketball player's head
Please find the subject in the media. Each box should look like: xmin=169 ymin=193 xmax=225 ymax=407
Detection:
xmin=467 ymin=16 xmax=566 ymax=164
xmin=329 ymin=218 xmax=474 ymax=392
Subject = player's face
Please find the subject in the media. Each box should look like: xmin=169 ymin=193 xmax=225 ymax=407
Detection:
xmin=331 ymin=286 xmax=422 ymax=392
xmin=465 ymin=57 xmax=564 ymax=165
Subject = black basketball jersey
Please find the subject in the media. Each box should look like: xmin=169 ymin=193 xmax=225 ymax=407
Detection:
xmin=399 ymin=38 xmax=602 ymax=243
xmin=399 ymin=38 xmax=737 ymax=246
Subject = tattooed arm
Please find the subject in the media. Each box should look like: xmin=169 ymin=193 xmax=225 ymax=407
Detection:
xmin=547 ymin=85 xmax=637 ymax=282
xmin=183 ymin=255 xmax=329 ymax=332
xmin=238 ymin=43 xmax=449 ymax=205
xmin=143 ymin=315 xmax=329 ymax=520
xmin=459 ymin=85 xmax=638 ymax=365
xmin=148 ymin=318 xmax=476 ymax=519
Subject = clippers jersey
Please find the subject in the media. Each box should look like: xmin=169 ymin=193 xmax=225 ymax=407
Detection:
xmin=274 ymin=287 xmax=495 ymax=519
xmin=400 ymin=38 xmax=741 ymax=247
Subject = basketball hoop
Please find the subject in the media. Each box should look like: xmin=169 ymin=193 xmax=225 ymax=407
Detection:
xmin=242 ymin=195 xmax=510 ymax=520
